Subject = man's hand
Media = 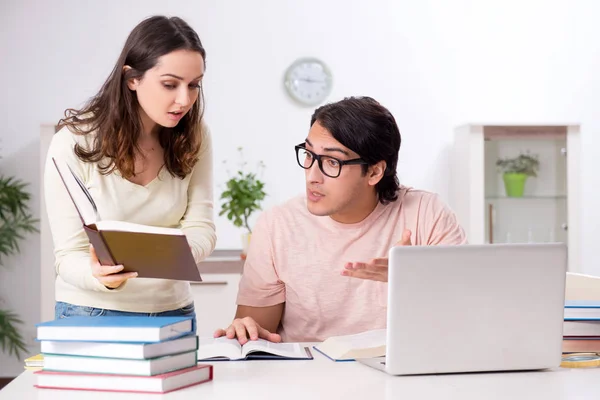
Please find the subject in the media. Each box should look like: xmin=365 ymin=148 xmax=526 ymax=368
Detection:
xmin=213 ymin=316 xmax=282 ymax=345
xmin=341 ymin=229 xmax=412 ymax=282
xmin=90 ymin=244 xmax=137 ymax=289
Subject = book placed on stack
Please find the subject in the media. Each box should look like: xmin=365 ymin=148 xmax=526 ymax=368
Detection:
xmin=563 ymin=300 xmax=600 ymax=353
xmin=33 ymin=316 xmax=213 ymax=394
xmin=24 ymin=354 xmax=44 ymax=371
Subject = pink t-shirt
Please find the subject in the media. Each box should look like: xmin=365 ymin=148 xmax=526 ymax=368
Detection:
xmin=236 ymin=186 xmax=467 ymax=342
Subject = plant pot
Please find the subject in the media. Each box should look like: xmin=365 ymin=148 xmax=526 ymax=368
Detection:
xmin=503 ymin=173 xmax=528 ymax=197
xmin=240 ymin=232 xmax=252 ymax=260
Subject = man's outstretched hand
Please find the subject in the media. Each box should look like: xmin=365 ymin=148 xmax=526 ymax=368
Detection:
xmin=341 ymin=229 xmax=412 ymax=282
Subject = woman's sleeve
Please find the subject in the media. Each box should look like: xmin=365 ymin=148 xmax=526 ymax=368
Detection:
xmin=180 ymin=123 xmax=217 ymax=265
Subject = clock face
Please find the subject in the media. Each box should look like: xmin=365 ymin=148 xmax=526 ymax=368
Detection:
xmin=284 ymin=58 xmax=333 ymax=106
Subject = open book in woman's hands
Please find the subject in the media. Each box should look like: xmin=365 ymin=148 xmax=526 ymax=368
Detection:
xmin=197 ymin=337 xmax=313 ymax=361
xmin=52 ymin=157 xmax=201 ymax=282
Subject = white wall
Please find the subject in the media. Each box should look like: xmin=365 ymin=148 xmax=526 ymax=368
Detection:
xmin=2 ymin=0 xmax=600 ymax=376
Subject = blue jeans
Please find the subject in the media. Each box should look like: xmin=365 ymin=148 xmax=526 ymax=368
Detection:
xmin=54 ymin=301 xmax=196 ymax=320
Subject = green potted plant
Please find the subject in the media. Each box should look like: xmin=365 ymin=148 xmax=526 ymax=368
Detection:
xmin=496 ymin=152 xmax=540 ymax=197
xmin=219 ymin=148 xmax=267 ymax=259
xmin=0 ymin=175 xmax=38 ymax=359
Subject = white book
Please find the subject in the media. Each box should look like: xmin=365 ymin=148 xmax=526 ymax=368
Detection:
xmin=40 ymin=335 xmax=198 ymax=359
xmin=42 ymin=350 xmax=197 ymax=376
xmin=196 ymin=337 xmax=313 ymax=361
xmin=313 ymin=329 xmax=387 ymax=361
xmin=563 ymin=321 xmax=600 ymax=337
xmin=36 ymin=316 xmax=195 ymax=343
xmin=566 ymin=272 xmax=600 ymax=301
xmin=35 ymin=364 xmax=212 ymax=394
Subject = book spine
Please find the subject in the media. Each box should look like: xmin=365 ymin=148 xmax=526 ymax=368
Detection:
xmin=84 ymin=226 xmax=117 ymax=266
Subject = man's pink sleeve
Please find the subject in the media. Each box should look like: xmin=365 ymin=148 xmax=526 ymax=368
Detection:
xmin=236 ymin=212 xmax=286 ymax=307
xmin=425 ymin=194 xmax=469 ymax=245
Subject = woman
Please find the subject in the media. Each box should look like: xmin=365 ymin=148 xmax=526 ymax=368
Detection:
xmin=44 ymin=15 xmax=216 ymax=319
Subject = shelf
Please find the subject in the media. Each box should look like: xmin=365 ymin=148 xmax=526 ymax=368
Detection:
xmin=486 ymin=195 xmax=567 ymax=200
xmin=450 ymin=123 xmax=580 ymax=273
xmin=197 ymin=249 xmax=244 ymax=274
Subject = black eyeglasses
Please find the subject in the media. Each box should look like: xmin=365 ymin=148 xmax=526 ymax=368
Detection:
xmin=294 ymin=143 xmax=368 ymax=178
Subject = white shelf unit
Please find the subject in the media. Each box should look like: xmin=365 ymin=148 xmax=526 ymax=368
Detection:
xmin=449 ymin=124 xmax=581 ymax=272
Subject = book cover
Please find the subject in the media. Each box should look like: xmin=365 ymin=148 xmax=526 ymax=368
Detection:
xmin=40 ymin=334 xmax=199 ymax=360
xmin=36 ymin=316 xmax=196 ymax=343
xmin=562 ymin=337 xmax=600 ymax=353
xmin=565 ymin=300 xmax=600 ymax=308
xmin=34 ymin=364 xmax=213 ymax=394
xmin=312 ymin=346 xmax=356 ymax=362
xmin=563 ymin=320 xmax=600 ymax=336
xmin=24 ymin=354 xmax=44 ymax=371
xmin=40 ymin=350 xmax=198 ymax=376
xmin=564 ymin=301 xmax=600 ymax=320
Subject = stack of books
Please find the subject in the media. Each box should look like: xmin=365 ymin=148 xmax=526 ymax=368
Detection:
xmin=32 ymin=315 xmax=213 ymax=394
xmin=562 ymin=300 xmax=600 ymax=353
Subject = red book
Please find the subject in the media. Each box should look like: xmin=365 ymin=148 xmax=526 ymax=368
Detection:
xmin=34 ymin=364 xmax=212 ymax=394
xmin=562 ymin=337 xmax=600 ymax=353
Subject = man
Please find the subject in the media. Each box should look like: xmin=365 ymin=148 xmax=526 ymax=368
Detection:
xmin=214 ymin=96 xmax=467 ymax=344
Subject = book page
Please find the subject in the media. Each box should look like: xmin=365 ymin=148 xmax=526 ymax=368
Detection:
xmin=95 ymin=220 xmax=185 ymax=235
xmin=197 ymin=337 xmax=243 ymax=360
xmin=241 ymin=339 xmax=307 ymax=359
xmin=566 ymin=272 xmax=600 ymax=301
xmin=52 ymin=157 xmax=98 ymax=226
xmin=54 ymin=157 xmax=185 ymax=236
xmin=315 ymin=329 xmax=387 ymax=360
xmin=329 ymin=329 xmax=387 ymax=348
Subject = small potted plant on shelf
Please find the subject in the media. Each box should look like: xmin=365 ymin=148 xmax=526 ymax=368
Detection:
xmin=496 ymin=152 xmax=540 ymax=197
xmin=219 ymin=147 xmax=267 ymax=259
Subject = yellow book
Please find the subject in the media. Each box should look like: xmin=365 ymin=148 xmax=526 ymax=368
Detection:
xmin=24 ymin=354 xmax=44 ymax=370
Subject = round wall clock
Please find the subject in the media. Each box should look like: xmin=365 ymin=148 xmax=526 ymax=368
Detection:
xmin=284 ymin=57 xmax=333 ymax=106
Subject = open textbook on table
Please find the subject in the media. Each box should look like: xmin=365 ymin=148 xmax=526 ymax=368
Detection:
xmin=197 ymin=337 xmax=313 ymax=361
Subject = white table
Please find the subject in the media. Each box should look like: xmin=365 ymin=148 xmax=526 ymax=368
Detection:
xmin=2 ymin=345 xmax=600 ymax=400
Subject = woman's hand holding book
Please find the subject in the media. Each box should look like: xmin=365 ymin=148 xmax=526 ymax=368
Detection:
xmin=90 ymin=244 xmax=138 ymax=289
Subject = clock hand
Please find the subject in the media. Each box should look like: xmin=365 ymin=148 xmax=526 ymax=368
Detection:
xmin=296 ymin=77 xmax=326 ymax=84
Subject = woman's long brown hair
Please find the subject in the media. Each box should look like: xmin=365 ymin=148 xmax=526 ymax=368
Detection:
xmin=58 ymin=16 xmax=207 ymax=179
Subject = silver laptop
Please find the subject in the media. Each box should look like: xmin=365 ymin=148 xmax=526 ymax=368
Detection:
xmin=358 ymin=243 xmax=567 ymax=375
